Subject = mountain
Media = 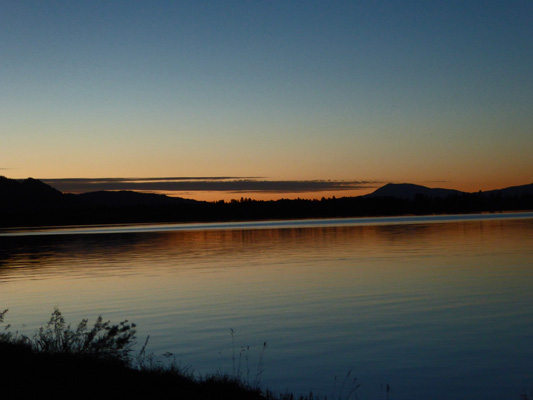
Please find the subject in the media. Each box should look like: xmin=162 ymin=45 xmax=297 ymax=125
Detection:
xmin=1 ymin=176 xmax=532 ymax=228
xmin=0 ymin=176 xmax=202 ymax=227
xmin=366 ymin=182 xmax=533 ymax=200
xmin=366 ymin=183 xmax=464 ymax=200
xmin=0 ymin=176 xmax=197 ymax=208
xmin=77 ymin=190 xmax=198 ymax=207
xmin=481 ymin=183 xmax=533 ymax=197
xmin=0 ymin=176 xmax=63 ymax=207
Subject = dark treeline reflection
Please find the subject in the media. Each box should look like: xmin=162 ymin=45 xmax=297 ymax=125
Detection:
xmin=1 ymin=217 xmax=531 ymax=281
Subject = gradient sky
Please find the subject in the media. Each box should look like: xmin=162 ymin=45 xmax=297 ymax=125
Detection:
xmin=1 ymin=1 xmax=532 ymax=200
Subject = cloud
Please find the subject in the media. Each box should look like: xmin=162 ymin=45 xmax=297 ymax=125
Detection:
xmin=41 ymin=177 xmax=380 ymax=194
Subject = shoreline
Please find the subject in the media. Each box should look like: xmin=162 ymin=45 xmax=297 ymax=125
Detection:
xmin=1 ymin=210 xmax=532 ymax=237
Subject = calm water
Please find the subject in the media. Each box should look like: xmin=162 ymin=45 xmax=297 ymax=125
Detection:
xmin=1 ymin=213 xmax=532 ymax=399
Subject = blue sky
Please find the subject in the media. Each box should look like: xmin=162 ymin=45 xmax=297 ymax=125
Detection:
xmin=1 ymin=1 xmax=532 ymax=200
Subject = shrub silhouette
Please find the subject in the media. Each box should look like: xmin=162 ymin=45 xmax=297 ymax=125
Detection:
xmin=1 ymin=307 xmax=136 ymax=364
xmin=30 ymin=307 xmax=136 ymax=363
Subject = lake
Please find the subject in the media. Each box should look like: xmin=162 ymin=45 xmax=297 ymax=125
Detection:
xmin=1 ymin=213 xmax=532 ymax=399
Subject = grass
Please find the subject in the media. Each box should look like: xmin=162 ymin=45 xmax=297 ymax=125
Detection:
xmin=0 ymin=308 xmax=359 ymax=400
xmin=3 ymin=308 xmax=530 ymax=399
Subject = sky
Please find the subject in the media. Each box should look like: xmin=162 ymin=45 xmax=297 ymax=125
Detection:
xmin=1 ymin=1 xmax=532 ymax=201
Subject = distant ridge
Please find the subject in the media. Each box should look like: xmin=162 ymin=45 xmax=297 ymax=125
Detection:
xmin=0 ymin=176 xmax=197 ymax=208
xmin=1 ymin=176 xmax=532 ymax=228
xmin=0 ymin=176 xmax=63 ymax=206
xmin=366 ymin=183 xmax=464 ymax=200
xmin=78 ymin=190 xmax=198 ymax=207
xmin=366 ymin=182 xmax=533 ymax=200
xmin=481 ymin=183 xmax=533 ymax=197
xmin=0 ymin=176 xmax=200 ymax=226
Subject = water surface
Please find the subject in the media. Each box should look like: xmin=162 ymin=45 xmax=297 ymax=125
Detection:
xmin=1 ymin=213 xmax=532 ymax=399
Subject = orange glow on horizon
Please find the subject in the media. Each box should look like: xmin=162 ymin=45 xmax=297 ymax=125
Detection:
xmin=131 ymin=188 xmax=377 ymax=202
xmin=133 ymin=179 xmax=532 ymax=202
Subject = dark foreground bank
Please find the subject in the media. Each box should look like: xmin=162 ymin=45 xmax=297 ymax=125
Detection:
xmin=1 ymin=341 xmax=276 ymax=399
xmin=0 ymin=309 xmax=318 ymax=400
xmin=2 ymin=309 xmax=531 ymax=400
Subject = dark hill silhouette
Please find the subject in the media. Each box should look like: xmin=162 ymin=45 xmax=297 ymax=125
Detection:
xmin=0 ymin=176 xmax=198 ymax=208
xmin=0 ymin=176 xmax=200 ymax=226
xmin=481 ymin=183 xmax=533 ymax=197
xmin=0 ymin=176 xmax=532 ymax=227
xmin=366 ymin=183 xmax=464 ymax=200
xmin=0 ymin=176 xmax=63 ymax=207
xmin=78 ymin=190 xmax=198 ymax=207
xmin=0 ymin=176 xmax=62 ymax=198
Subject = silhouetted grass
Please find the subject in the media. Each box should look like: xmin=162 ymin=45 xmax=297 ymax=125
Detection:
xmin=0 ymin=308 xmax=354 ymax=400
xmin=2 ymin=309 xmax=530 ymax=399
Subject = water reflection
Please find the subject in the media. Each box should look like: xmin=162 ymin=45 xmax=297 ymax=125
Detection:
xmin=1 ymin=217 xmax=531 ymax=281
xmin=0 ymin=216 xmax=532 ymax=399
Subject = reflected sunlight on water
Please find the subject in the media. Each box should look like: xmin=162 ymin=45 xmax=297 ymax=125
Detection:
xmin=1 ymin=213 xmax=532 ymax=399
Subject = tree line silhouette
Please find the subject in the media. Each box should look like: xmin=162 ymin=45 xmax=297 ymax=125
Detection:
xmin=1 ymin=176 xmax=532 ymax=228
